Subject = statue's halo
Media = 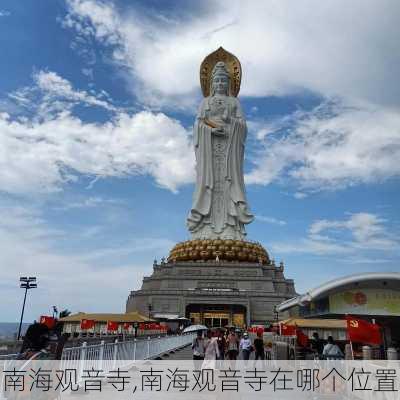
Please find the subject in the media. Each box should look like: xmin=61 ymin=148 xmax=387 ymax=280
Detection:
xmin=200 ymin=47 xmax=242 ymax=97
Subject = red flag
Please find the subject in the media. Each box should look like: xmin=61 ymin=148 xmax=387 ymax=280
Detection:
xmin=80 ymin=319 xmax=95 ymax=330
xmin=296 ymin=328 xmax=309 ymax=347
xmin=139 ymin=323 xmax=145 ymax=330
xmin=107 ymin=321 xmax=119 ymax=332
xmin=281 ymin=323 xmax=297 ymax=336
xmin=40 ymin=316 xmax=56 ymax=329
xmin=346 ymin=316 xmax=382 ymax=345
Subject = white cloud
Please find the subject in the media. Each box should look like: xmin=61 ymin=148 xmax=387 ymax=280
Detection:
xmin=294 ymin=192 xmax=307 ymax=200
xmin=53 ymin=195 xmax=125 ymax=210
xmin=245 ymin=100 xmax=400 ymax=191
xmin=309 ymin=212 xmax=397 ymax=250
xmin=62 ymin=0 xmax=400 ymax=107
xmin=0 ymin=71 xmax=195 ymax=195
xmin=0 ymin=10 xmax=10 ymax=17
xmin=9 ymin=70 xmax=116 ymax=117
xmin=58 ymin=1 xmax=400 ymax=193
xmin=255 ymin=215 xmax=286 ymax=226
xmin=35 ymin=70 xmax=115 ymax=111
xmin=0 ymin=204 xmax=172 ymax=321
xmin=271 ymin=212 xmax=399 ymax=256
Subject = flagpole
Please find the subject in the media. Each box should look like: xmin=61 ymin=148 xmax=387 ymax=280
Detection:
xmin=350 ymin=339 xmax=354 ymax=360
xmin=379 ymin=324 xmax=386 ymax=359
xmin=345 ymin=314 xmax=355 ymax=360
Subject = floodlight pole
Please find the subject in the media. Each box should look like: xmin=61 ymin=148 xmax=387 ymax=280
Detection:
xmin=17 ymin=286 xmax=28 ymax=341
xmin=17 ymin=277 xmax=37 ymax=341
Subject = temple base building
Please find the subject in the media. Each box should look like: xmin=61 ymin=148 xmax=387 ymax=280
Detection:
xmin=126 ymin=239 xmax=296 ymax=327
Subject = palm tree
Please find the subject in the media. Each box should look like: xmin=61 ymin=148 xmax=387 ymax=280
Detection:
xmin=59 ymin=309 xmax=71 ymax=318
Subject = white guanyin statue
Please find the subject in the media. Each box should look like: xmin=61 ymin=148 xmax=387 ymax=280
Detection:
xmin=187 ymin=49 xmax=254 ymax=240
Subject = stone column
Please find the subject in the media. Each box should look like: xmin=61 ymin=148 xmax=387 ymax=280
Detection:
xmin=246 ymin=301 xmax=251 ymax=326
xmin=362 ymin=345 xmax=372 ymax=360
xmin=387 ymin=347 xmax=398 ymax=360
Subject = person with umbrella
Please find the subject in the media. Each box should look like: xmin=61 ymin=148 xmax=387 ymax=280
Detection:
xmin=192 ymin=330 xmax=206 ymax=362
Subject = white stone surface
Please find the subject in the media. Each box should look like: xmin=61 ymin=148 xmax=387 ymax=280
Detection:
xmin=187 ymin=62 xmax=253 ymax=239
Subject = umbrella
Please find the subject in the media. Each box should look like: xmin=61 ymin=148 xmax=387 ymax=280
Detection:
xmin=182 ymin=324 xmax=208 ymax=333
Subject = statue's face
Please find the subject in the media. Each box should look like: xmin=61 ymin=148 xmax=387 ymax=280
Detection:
xmin=212 ymin=74 xmax=229 ymax=95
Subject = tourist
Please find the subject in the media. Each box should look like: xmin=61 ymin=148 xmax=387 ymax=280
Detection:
xmin=253 ymin=331 xmax=265 ymax=360
xmin=216 ymin=329 xmax=226 ymax=360
xmin=203 ymin=330 xmax=220 ymax=369
xmin=240 ymin=332 xmax=253 ymax=362
xmin=226 ymin=328 xmax=239 ymax=360
xmin=310 ymin=332 xmax=324 ymax=358
xmin=19 ymin=322 xmax=51 ymax=359
xmin=322 ymin=336 xmax=344 ymax=360
xmin=15 ymin=322 xmax=66 ymax=400
xmin=19 ymin=321 xmax=66 ymax=360
xmin=192 ymin=331 xmax=206 ymax=361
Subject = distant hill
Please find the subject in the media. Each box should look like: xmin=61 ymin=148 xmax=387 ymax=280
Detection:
xmin=0 ymin=322 xmax=29 ymax=339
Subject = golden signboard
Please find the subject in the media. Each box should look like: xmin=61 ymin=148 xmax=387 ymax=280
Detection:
xmin=330 ymin=289 xmax=400 ymax=316
xmin=233 ymin=313 xmax=245 ymax=327
xmin=203 ymin=313 xmax=230 ymax=319
xmin=189 ymin=313 xmax=201 ymax=324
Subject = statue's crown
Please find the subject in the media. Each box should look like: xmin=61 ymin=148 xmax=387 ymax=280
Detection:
xmin=211 ymin=61 xmax=230 ymax=79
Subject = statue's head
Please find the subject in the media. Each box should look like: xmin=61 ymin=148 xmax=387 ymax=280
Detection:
xmin=211 ymin=61 xmax=230 ymax=96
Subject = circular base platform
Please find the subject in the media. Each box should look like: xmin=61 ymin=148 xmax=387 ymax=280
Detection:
xmin=168 ymin=239 xmax=270 ymax=265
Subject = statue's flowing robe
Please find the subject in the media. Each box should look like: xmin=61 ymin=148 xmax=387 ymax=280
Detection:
xmin=187 ymin=96 xmax=254 ymax=239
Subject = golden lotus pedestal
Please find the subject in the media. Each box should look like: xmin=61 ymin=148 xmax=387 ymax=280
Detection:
xmin=168 ymin=239 xmax=270 ymax=265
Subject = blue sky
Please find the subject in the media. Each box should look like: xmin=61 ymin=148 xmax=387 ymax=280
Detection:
xmin=0 ymin=0 xmax=399 ymax=322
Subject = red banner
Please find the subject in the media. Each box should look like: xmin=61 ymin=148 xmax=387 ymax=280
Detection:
xmin=40 ymin=316 xmax=56 ymax=329
xmin=80 ymin=319 xmax=95 ymax=330
xmin=346 ymin=316 xmax=382 ymax=345
xmin=107 ymin=321 xmax=119 ymax=332
xmin=296 ymin=328 xmax=309 ymax=347
xmin=280 ymin=323 xmax=297 ymax=336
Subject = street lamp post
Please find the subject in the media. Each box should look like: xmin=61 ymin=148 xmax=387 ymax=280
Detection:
xmin=17 ymin=276 xmax=37 ymax=341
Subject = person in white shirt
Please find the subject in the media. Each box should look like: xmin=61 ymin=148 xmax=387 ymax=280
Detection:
xmin=203 ymin=330 xmax=220 ymax=369
xmin=322 ymin=336 xmax=344 ymax=360
xmin=240 ymin=332 xmax=253 ymax=362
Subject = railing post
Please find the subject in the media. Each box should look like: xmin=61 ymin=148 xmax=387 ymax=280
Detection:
xmin=112 ymin=339 xmax=119 ymax=369
xmin=387 ymin=347 xmax=398 ymax=360
xmin=78 ymin=342 xmax=87 ymax=381
xmin=147 ymin=337 xmax=150 ymax=359
xmin=98 ymin=340 xmax=105 ymax=371
xmin=133 ymin=339 xmax=137 ymax=360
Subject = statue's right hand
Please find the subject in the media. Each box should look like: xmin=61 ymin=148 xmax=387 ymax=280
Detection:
xmin=212 ymin=127 xmax=225 ymax=136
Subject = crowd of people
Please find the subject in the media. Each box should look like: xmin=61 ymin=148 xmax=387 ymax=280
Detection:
xmin=191 ymin=328 xmax=270 ymax=363
xmin=308 ymin=332 xmax=344 ymax=359
xmin=192 ymin=328 xmax=346 ymax=362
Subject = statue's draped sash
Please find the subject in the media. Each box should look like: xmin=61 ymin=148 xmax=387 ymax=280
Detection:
xmin=187 ymin=96 xmax=253 ymax=238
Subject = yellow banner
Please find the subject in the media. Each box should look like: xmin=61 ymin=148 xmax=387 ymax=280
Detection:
xmin=330 ymin=289 xmax=400 ymax=316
